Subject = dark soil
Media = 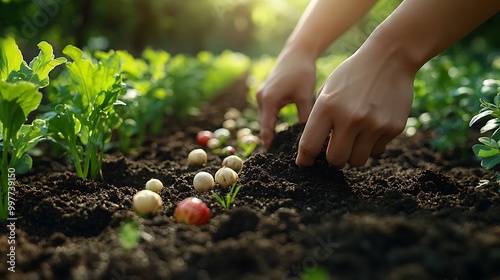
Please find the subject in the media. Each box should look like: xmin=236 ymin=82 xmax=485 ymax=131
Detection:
xmin=1 ymin=78 xmax=500 ymax=280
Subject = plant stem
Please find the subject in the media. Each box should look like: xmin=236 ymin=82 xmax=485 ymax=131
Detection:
xmin=1 ymin=132 xmax=10 ymax=221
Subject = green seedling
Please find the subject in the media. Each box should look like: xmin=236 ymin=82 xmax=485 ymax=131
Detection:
xmin=212 ymin=182 xmax=241 ymax=210
xmin=240 ymin=142 xmax=257 ymax=159
xmin=119 ymin=219 xmax=141 ymax=251
xmin=0 ymin=38 xmax=65 ymax=221
xmin=45 ymin=45 xmax=125 ymax=179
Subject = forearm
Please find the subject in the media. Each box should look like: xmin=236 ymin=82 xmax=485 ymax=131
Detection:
xmin=366 ymin=0 xmax=500 ymax=74
xmin=284 ymin=0 xmax=378 ymax=59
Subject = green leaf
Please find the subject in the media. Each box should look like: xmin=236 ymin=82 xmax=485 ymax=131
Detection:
xmin=142 ymin=47 xmax=170 ymax=80
xmin=0 ymin=81 xmax=41 ymax=141
xmin=12 ymin=153 xmax=32 ymax=174
xmin=472 ymin=144 xmax=500 ymax=158
xmin=469 ymin=109 xmax=493 ymax=126
xmin=481 ymin=155 xmax=500 ymax=170
xmin=63 ymin=45 xmax=96 ymax=111
xmin=478 ymin=137 xmax=498 ymax=148
xmin=492 ymin=127 xmax=500 ymax=141
xmin=24 ymin=41 xmax=67 ymax=88
xmin=480 ymin=119 xmax=500 ymax=133
xmin=0 ymin=37 xmax=23 ymax=81
xmin=46 ymin=104 xmax=82 ymax=141
xmin=11 ymin=119 xmax=48 ymax=162
xmin=116 ymin=50 xmax=147 ymax=80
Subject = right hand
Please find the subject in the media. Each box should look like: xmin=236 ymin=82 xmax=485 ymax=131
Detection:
xmin=256 ymin=49 xmax=317 ymax=148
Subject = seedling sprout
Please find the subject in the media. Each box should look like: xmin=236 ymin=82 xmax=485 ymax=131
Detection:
xmin=212 ymin=182 xmax=241 ymax=210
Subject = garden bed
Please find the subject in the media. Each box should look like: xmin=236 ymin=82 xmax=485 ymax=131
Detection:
xmin=2 ymin=78 xmax=500 ymax=280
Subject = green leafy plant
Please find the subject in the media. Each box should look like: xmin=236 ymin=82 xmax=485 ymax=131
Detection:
xmin=212 ymin=182 xmax=241 ymax=210
xmin=0 ymin=38 xmax=66 ymax=221
xmin=411 ymin=44 xmax=500 ymax=153
xmin=469 ymin=79 xmax=500 ymax=190
xmin=112 ymin=49 xmax=250 ymax=153
xmin=112 ymin=48 xmax=172 ymax=151
xmin=45 ymin=46 xmax=125 ymax=179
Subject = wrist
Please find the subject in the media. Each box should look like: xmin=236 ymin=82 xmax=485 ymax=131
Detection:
xmin=360 ymin=28 xmax=423 ymax=76
xmin=280 ymin=39 xmax=323 ymax=62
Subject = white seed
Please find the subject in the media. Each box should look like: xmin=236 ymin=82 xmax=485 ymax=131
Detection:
xmin=224 ymin=107 xmax=241 ymax=120
xmin=193 ymin=172 xmax=215 ymax=192
xmin=188 ymin=148 xmax=207 ymax=166
xmin=235 ymin=118 xmax=248 ymax=129
xmin=241 ymin=134 xmax=260 ymax=146
xmin=248 ymin=121 xmax=260 ymax=132
xmin=207 ymin=138 xmax=221 ymax=149
xmin=222 ymin=119 xmax=237 ymax=131
xmin=213 ymin=128 xmax=231 ymax=140
xmin=215 ymin=167 xmax=238 ymax=187
xmin=222 ymin=155 xmax=244 ymax=172
xmin=145 ymin=178 xmax=163 ymax=193
xmin=133 ymin=190 xmax=163 ymax=216
xmin=236 ymin=128 xmax=252 ymax=141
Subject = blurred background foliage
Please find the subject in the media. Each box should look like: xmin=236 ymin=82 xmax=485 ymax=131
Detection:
xmin=0 ymin=0 xmax=499 ymax=154
xmin=1 ymin=0 xmax=498 ymax=58
xmin=2 ymin=0 xmax=498 ymax=58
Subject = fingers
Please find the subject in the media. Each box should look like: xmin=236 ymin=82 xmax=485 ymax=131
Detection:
xmin=296 ymin=96 xmax=313 ymax=124
xmin=326 ymin=127 xmax=357 ymax=168
xmin=256 ymin=90 xmax=280 ymax=149
xmin=296 ymin=109 xmax=403 ymax=168
xmin=371 ymin=124 xmax=405 ymax=156
xmin=296 ymin=107 xmax=332 ymax=167
xmin=257 ymin=81 xmax=314 ymax=148
xmin=347 ymin=132 xmax=380 ymax=167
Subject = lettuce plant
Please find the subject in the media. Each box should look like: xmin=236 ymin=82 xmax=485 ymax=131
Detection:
xmin=112 ymin=48 xmax=172 ymax=151
xmin=45 ymin=46 xmax=125 ymax=179
xmin=0 ymin=38 xmax=66 ymax=221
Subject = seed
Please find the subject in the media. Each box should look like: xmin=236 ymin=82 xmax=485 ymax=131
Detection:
xmin=174 ymin=197 xmax=210 ymax=225
xmin=215 ymin=167 xmax=238 ymax=187
xmin=193 ymin=172 xmax=215 ymax=192
xmin=133 ymin=190 xmax=163 ymax=216
xmin=222 ymin=119 xmax=237 ymax=131
xmin=224 ymin=107 xmax=241 ymax=120
xmin=213 ymin=128 xmax=231 ymax=141
xmin=145 ymin=178 xmax=163 ymax=193
xmin=207 ymin=138 xmax=221 ymax=149
xmin=236 ymin=128 xmax=252 ymax=140
xmin=222 ymin=155 xmax=244 ymax=172
xmin=188 ymin=148 xmax=207 ymax=166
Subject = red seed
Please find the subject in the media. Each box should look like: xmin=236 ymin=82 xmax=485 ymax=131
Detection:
xmin=221 ymin=145 xmax=236 ymax=156
xmin=196 ymin=130 xmax=213 ymax=147
xmin=174 ymin=197 xmax=210 ymax=225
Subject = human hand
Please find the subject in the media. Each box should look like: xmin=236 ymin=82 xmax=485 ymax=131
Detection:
xmin=295 ymin=48 xmax=415 ymax=168
xmin=256 ymin=48 xmax=317 ymax=148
